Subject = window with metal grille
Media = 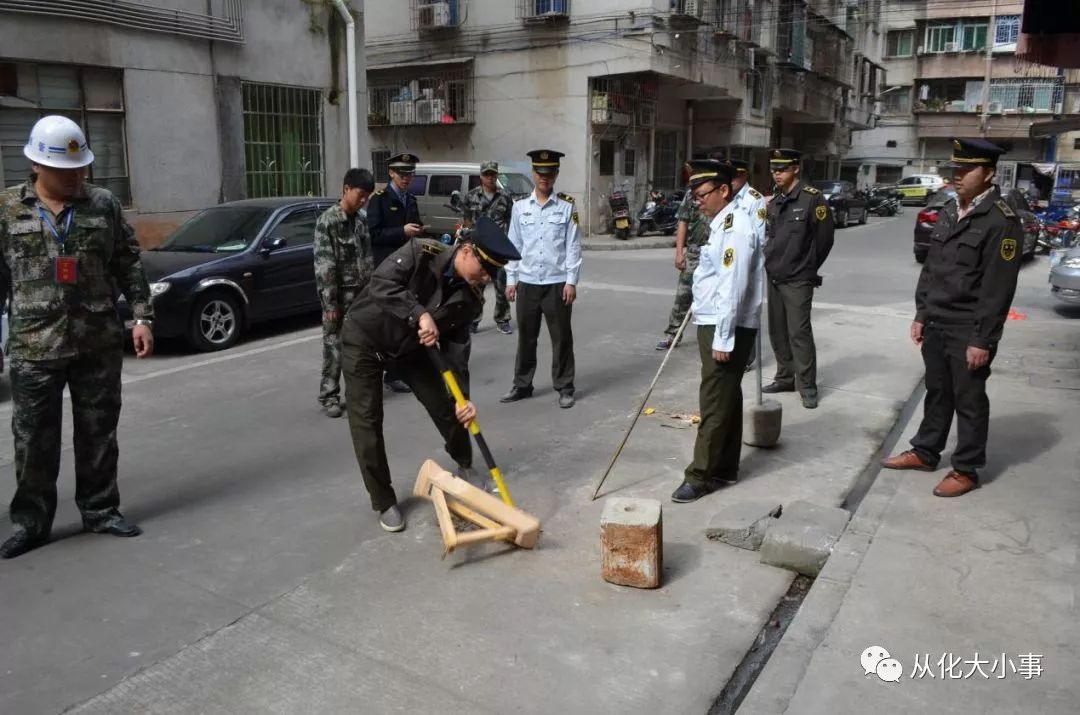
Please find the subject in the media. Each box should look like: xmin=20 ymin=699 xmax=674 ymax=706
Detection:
xmin=886 ymin=30 xmax=914 ymax=57
xmin=518 ymin=0 xmax=570 ymax=22
xmin=242 ymin=82 xmax=323 ymax=199
xmin=623 ymin=148 xmax=636 ymax=177
xmin=994 ymin=15 xmax=1020 ymax=46
xmin=0 ymin=61 xmax=130 ymax=204
xmin=368 ymin=65 xmax=474 ymax=127
xmin=371 ymin=149 xmax=391 ymax=178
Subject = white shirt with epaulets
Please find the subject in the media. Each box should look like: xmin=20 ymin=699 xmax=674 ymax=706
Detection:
xmin=505 ymin=191 xmax=583 ymax=287
xmin=691 ymin=201 xmax=764 ymax=352
xmin=734 ymin=183 xmax=767 ymax=247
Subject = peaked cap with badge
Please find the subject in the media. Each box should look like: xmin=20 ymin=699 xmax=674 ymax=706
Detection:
xmin=469 ymin=215 xmax=521 ymax=278
xmin=387 ymin=152 xmax=419 ymax=173
xmin=686 ymin=159 xmax=735 ymax=189
xmin=769 ymin=148 xmax=802 ymax=170
xmin=943 ymin=138 xmax=1006 ymax=169
xmin=527 ymin=149 xmax=564 ymax=175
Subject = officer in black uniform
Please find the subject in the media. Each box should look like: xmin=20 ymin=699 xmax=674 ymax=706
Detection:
xmin=762 ymin=148 xmax=835 ymax=409
xmin=367 ymin=152 xmax=424 ymax=393
xmin=339 ymin=217 xmax=520 ymax=532
xmin=881 ymin=138 xmax=1022 ymax=498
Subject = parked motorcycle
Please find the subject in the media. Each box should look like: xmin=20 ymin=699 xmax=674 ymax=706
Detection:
xmin=637 ymin=189 xmax=681 ymax=236
xmin=608 ymin=188 xmax=632 ymax=240
xmin=866 ymin=186 xmax=902 ymax=216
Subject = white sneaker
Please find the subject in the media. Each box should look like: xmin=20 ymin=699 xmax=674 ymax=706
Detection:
xmin=378 ymin=505 xmax=405 ymax=532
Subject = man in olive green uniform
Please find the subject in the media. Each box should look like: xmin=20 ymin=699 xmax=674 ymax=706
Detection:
xmin=882 ymin=139 xmax=1022 ymax=498
xmin=0 ymin=116 xmax=154 ymax=559
xmin=340 ymin=217 xmax=520 ymax=532
xmin=314 ymin=167 xmax=375 ymax=417
xmin=462 ymin=161 xmax=515 ymax=334
xmin=655 ymin=169 xmax=710 ymax=350
xmin=762 ymin=148 xmax=834 ymax=409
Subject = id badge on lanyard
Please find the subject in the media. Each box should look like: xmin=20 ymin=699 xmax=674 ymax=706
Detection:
xmin=40 ymin=207 xmax=78 ymax=285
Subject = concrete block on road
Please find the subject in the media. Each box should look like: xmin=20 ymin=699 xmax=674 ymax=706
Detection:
xmin=705 ymin=500 xmax=783 ymax=551
xmin=601 ymin=498 xmax=663 ymax=589
xmin=760 ymin=501 xmax=850 ymax=577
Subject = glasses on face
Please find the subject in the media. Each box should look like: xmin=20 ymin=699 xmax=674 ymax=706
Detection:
xmin=692 ymin=185 xmax=719 ymax=203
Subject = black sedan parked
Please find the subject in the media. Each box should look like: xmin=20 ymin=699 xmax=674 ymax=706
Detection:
xmin=810 ymin=180 xmax=869 ymax=228
xmin=121 ymin=197 xmax=335 ymax=351
xmin=913 ymin=187 xmax=1037 ymax=263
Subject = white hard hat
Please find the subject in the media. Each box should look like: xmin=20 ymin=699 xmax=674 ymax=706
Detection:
xmin=23 ymin=115 xmax=95 ymax=169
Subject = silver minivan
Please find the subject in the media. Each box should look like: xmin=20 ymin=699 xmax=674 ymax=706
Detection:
xmin=402 ymin=162 xmax=535 ymax=237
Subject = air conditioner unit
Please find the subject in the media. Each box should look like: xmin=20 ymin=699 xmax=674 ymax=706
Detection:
xmin=987 ymin=101 xmax=1003 ymax=114
xmin=943 ymin=42 xmax=958 ymax=52
xmin=415 ymin=99 xmax=447 ymax=124
xmin=418 ymin=2 xmax=451 ymax=28
xmin=679 ymin=0 xmax=703 ymax=18
xmin=389 ymin=100 xmax=416 ymax=125
xmin=532 ymin=0 xmax=568 ymax=17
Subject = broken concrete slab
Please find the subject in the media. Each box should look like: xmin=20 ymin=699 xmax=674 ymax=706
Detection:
xmin=705 ymin=500 xmax=783 ymax=551
xmin=759 ymin=500 xmax=851 ymax=577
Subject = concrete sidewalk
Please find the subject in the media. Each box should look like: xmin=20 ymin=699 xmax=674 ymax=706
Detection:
xmin=62 ymin=301 xmax=924 ymax=714
xmin=582 ymin=233 xmax=676 ymax=251
xmin=740 ymin=318 xmax=1080 ymax=714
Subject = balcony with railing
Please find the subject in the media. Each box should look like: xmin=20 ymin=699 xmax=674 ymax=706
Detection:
xmin=712 ymin=0 xmax=759 ymax=46
xmin=589 ymin=75 xmax=658 ymax=130
xmin=776 ymin=0 xmax=811 ymax=71
xmin=368 ymin=65 xmax=474 ymax=128
xmin=409 ymin=0 xmax=464 ymax=33
xmin=670 ymin=0 xmax=707 ymax=26
xmin=517 ymin=0 xmax=569 ymax=23
xmin=914 ymin=78 xmax=1064 ymax=115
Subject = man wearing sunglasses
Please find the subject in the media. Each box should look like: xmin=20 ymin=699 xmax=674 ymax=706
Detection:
xmin=670 ymin=160 xmax=764 ymax=504
xmin=762 ymin=148 xmax=834 ymax=409
xmin=339 ymin=217 xmax=520 ymax=532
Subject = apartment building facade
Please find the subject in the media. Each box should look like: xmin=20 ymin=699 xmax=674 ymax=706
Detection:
xmin=0 ymin=1 xmax=368 ymax=245
xmin=365 ymin=0 xmax=885 ymax=234
xmin=849 ymin=0 xmax=1080 ymax=197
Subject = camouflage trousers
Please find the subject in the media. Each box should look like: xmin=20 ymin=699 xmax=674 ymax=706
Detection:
xmin=319 ymin=288 xmax=359 ymax=406
xmin=477 ymin=268 xmax=511 ymax=325
xmin=664 ymin=248 xmax=701 ymax=336
xmin=8 ymin=348 xmax=125 ymax=537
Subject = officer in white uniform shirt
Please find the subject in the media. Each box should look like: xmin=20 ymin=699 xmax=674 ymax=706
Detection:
xmin=727 ymin=158 xmax=767 ymax=247
xmin=671 ymin=159 xmax=764 ymax=504
xmin=501 ymin=149 xmax=583 ymax=409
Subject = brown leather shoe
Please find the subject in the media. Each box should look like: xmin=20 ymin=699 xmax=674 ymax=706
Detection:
xmin=933 ymin=471 xmax=979 ymax=498
xmin=881 ymin=450 xmax=935 ymax=471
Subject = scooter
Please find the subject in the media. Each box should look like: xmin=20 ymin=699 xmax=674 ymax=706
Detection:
xmin=608 ymin=189 xmax=632 ymax=240
xmin=866 ymin=186 xmax=902 ymax=216
xmin=637 ymin=189 xmax=680 ymax=236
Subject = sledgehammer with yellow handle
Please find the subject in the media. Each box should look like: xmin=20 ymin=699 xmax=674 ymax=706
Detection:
xmin=426 ymin=346 xmax=514 ymax=506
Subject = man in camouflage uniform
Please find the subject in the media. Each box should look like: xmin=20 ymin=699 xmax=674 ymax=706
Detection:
xmin=314 ymin=168 xmax=376 ymax=418
xmin=0 ymin=116 xmax=154 ymax=559
xmin=462 ymin=161 xmax=515 ymax=334
xmin=656 ymin=166 xmax=710 ymax=350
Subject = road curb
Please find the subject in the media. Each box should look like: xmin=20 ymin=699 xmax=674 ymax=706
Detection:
xmin=582 ymin=237 xmax=676 ymax=251
xmin=732 ymin=377 xmax=927 ymax=714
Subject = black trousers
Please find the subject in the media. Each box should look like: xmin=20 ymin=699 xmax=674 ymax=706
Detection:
xmin=684 ymin=326 xmax=756 ymax=487
xmin=9 ymin=349 xmax=125 ymax=537
xmin=342 ymin=341 xmax=472 ymax=512
xmin=909 ymin=324 xmax=994 ymax=477
xmin=767 ymin=280 xmax=817 ymax=395
xmin=513 ymin=282 xmax=575 ymax=393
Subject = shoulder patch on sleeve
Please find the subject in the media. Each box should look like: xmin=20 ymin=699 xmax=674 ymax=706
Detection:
xmin=757 ymin=207 xmax=767 ymax=221
xmin=419 ymin=240 xmax=447 ymax=256
xmin=748 ymin=188 xmax=762 ymax=199
xmin=995 ymin=199 xmax=1015 ymax=218
xmin=557 ymin=192 xmax=575 ymax=204
xmin=723 ymin=247 xmax=735 ymax=267
xmin=803 ymin=185 xmax=820 ymax=195
xmin=1000 ymin=237 xmax=1017 ymax=261
xmin=815 ymin=204 xmax=828 ymax=221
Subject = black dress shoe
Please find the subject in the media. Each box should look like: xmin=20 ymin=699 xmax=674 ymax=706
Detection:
xmin=87 ymin=518 xmax=143 ymax=538
xmin=761 ymin=382 xmax=795 ymax=394
xmin=0 ymin=531 xmax=48 ymax=559
xmin=671 ymin=481 xmax=714 ymax=503
xmin=558 ymin=391 xmax=576 ymax=409
xmin=801 ymin=392 xmax=819 ymax=409
xmin=385 ymin=378 xmax=412 ymax=394
xmin=499 ymin=386 xmax=533 ymax=403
